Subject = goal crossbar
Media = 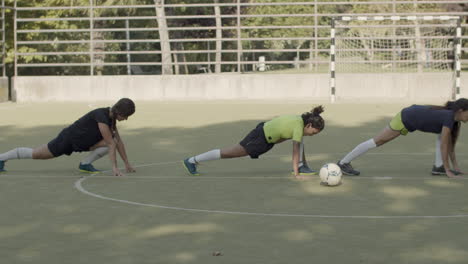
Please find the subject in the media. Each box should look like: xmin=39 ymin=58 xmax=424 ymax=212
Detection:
xmin=330 ymin=15 xmax=462 ymax=102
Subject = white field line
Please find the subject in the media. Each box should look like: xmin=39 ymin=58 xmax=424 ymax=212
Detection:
xmin=70 ymin=159 xmax=468 ymax=219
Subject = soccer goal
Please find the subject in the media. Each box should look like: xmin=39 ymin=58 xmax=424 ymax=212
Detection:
xmin=330 ymin=16 xmax=462 ymax=102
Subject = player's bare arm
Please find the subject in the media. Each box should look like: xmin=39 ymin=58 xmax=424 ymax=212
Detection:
xmin=114 ymin=127 xmax=135 ymax=173
xmin=292 ymin=141 xmax=301 ymax=178
xmin=98 ymin=122 xmax=121 ymax=176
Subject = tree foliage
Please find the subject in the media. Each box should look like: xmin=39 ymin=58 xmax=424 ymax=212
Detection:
xmin=3 ymin=0 xmax=467 ymax=75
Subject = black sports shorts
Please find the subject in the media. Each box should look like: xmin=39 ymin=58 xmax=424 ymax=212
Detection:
xmin=239 ymin=122 xmax=274 ymax=159
xmin=47 ymin=131 xmax=75 ymax=157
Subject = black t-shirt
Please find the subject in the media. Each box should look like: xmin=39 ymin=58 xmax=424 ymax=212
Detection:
xmin=401 ymin=105 xmax=455 ymax=134
xmin=62 ymin=107 xmax=113 ymax=151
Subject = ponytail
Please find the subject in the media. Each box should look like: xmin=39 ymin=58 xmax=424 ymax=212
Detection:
xmin=301 ymin=105 xmax=325 ymax=130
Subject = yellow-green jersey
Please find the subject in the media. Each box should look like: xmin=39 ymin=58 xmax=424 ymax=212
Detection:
xmin=263 ymin=115 xmax=304 ymax=144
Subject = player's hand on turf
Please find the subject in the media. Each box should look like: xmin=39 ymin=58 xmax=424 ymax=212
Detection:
xmin=113 ymin=167 xmax=124 ymax=177
xmin=294 ymin=174 xmax=308 ymax=180
xmin=446 ymin=170 xmax=463 ymax=179
xmin=125 ymin=164 xmax=136 ymax=173
xmin=453 ymin=167 xmax=464 ymax=175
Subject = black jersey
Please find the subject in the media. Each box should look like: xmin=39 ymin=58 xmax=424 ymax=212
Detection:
xmin=61 ymin=107 xmax=113 ymax=151
xmin=401 ymin=105 xmax=455 ymax=134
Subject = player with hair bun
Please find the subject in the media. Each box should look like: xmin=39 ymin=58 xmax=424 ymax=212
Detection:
xmin=183 ymin=106 xmax=325 ymax=179
xmin=0 ymin=98 xmax=136 ymax=177
xmin=338 ymin=98 xmax=468 ymax=178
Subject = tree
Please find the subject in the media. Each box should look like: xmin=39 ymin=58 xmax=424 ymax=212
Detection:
xmin=242 ymin=0 xmax=316 ymax=71
xmin=213 ymin=0 xmax=221 ymax=73
xmin=153 ymin=0 xmax=172 ymax=74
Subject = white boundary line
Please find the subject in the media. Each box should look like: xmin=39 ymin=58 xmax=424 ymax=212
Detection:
xmin=73 ymin=160 xmax=468 ymax=219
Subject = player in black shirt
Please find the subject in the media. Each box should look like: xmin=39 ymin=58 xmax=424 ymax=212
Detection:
xmin=0 ymin=98 xmax=136 ymax=176
xmin=337 ymin=98 xmax=468 ymax=178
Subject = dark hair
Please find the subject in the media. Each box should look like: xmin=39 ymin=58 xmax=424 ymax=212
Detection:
xmin=110 ymin=98 xmax=135 ymax=130
xmin=112 ymin=98 xmax=135 ymax=117
xmin=444 ymin=98 xmax=468 ymax=146
xmin=301 ymin=105 xmax=325 ymax=130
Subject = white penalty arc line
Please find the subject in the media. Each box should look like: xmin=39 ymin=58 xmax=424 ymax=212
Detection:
xmin=74 ymin=161 xmax=468 ymax=219
xmin=74 ymin=176 xmax=468 ymax=219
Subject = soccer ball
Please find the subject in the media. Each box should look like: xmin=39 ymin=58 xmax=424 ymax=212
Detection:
xmin=319 ymin=163 xmax=342 ymax=186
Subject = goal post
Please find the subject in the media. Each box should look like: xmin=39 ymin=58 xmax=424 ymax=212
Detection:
xmin=330 ymin=16 xmax=462 ymax=102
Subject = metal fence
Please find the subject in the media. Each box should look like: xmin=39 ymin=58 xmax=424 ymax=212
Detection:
xmin=0 ymin=1 xmax=6 ymax=77
xmin=13 ymin=0 xmax=468 ymax=76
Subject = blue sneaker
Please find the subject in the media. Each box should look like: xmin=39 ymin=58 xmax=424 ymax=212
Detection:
xmin=299 ymin=164 xmax=317 ymax=175
xmin=292 ymin=164 xmax=317 ymax=176
xmin=431 ymin=165 xmax=462 ymax=176
xmin=183 ymin=158 xmax=199 ymax=176
xmin=0 ymin=160 xmax=5 ymax=172
xmin=338 ymin=160 xmax=360 ymax=176
xmin=79 ymin=163 xmax=101 ymax=173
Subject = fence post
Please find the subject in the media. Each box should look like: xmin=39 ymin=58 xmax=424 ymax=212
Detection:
xmin=89 ymin=0 xmax=94 ymax=76
xmin=126 ymin=19 xmax=131 ymax=75
xmin=455 ymin=17 xmax=462 ymax=99
xmin=236 ymin=0 xmax=241 ymax=73
xmin=2 ymin=0 xmax=5 ymax=78
xmin=329 ymin=17 xmax=336 ymax=103
xmin=13 ymin=0 xmax=17 ymax=78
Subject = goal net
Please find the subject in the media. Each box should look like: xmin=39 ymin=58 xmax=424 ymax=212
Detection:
xmin=330 ymin=16 xmax=461 ymax=101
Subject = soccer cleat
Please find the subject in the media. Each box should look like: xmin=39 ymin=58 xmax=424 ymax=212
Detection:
xmin=79 ymin=163 xmax=101 ymax=173
xmin=0 ymin=160 xmax=5 ymax=172
xmin=431 ymin=165 xmax=461 ymax=176
xmin=183 ymin=158 xmax=199 ymax=176
xmin=292 ymin=164 xmax=317 ymax=176
xmin=337 ymin=161 xmax=360 ymax=176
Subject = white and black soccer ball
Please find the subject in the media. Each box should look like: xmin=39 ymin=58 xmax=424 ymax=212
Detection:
xmin=319 ymin=163 xmax=342 ymax=186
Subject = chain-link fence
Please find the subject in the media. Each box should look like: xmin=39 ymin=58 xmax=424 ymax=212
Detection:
xmin=11 ymin=0 xmax=468 ymax=76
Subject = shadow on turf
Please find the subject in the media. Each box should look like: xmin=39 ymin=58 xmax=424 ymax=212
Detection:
xmin=1 ymin=115 xmax=468 ymax=264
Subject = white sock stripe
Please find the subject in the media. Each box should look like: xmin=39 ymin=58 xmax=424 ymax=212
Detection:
xmin=81 ymin=147 xmax=109 ymax=165
xmin=16 ymin=148 xmax=33 ymax=159
xmin=341 ymin=139 xmax=377 ymax=164
xmin=0 ymin=147 xmax=33 ymax=161
xmin=193 ymin=149 xmax=221 ymax=163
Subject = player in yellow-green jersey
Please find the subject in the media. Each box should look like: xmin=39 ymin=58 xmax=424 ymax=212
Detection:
xmin=183 ymin=106 xmax=325 ymax=179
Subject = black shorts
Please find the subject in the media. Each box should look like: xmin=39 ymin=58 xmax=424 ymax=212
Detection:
xmin=47 ymin=131 xmax=76 ymax=157
xmin=239 ymin=122 xmax=274 ymax=159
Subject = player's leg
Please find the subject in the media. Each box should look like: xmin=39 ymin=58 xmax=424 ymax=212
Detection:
xmin=372 ymin=126 xmax=401 ymax=146
xmin=220 ymin=144 xmax=249 ymax=158
xmin=183 ymin=148 xmax=221 ymax=176
xmin=79 ymin=140 xmax=109 ymax=173
xmin=184 ymin=143 xmax=261 ymax=175
xmin=32 ymin=145 xmax=55 ymax=159
xmin=183 ymin=145 xmax=248 ymax=175
xmin=0 ymin=147 xmax=33 ymax=172
xmin=338 ymin=111 xmax=405 ymax=176
xmin=338 ymin=126 xmax=400 ymax=176
xmin=183 ymin=122 xmax=271 ymax=176
xmin=0 ymin=144 xmax=56 ymax=172
xmin=432 ymin=134 xmax=445 ymax=175
xmin=0 ymin=147 xmax=33 ymax=161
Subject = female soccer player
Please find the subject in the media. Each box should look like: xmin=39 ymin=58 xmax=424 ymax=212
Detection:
xmin=337 ymin=98 xmax=468 ymax=178
xmin=0 ymin=98 xmax=136 ymax=177
xmin=183 ymin=106 xmax=325 ymax=178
